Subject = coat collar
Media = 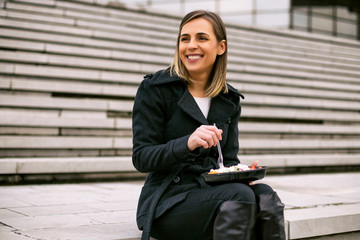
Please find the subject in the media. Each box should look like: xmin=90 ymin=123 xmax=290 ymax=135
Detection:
xmin=150 ymin=69 xmax=184 ymax=86
xmin=148 ymin=69 xmax=243 ymax=126
xmin=149 ymin=68 xmax=244 ymax=98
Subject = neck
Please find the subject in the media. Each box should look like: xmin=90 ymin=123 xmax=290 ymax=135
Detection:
xmin=188 ymin=81 xmax=207 ymax=98
xmin=190 ymin=71 xmax=210 ymax=85
xmin=188 ymin=72 xmax=210 ymax=98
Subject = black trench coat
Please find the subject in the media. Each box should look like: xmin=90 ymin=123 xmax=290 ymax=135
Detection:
xmin=132 ymin=68 xmax=244 ymax=239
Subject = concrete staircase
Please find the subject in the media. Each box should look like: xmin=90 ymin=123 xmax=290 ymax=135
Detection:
xmin=0 ymin=0 xmax=360 ymax=239
xmin=1 ymin=0 xmax=360 ymax=174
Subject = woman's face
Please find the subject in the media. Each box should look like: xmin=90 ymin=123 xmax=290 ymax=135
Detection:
xmin=179 ymin=18 xmax=225 ymax=81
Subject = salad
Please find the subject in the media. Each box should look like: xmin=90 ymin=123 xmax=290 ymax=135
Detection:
xmin=208 ymin=163 xmax=262 ymax=174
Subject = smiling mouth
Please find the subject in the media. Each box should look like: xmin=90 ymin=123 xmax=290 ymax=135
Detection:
xmin=187 ymin=54 xmax=203 ymax=60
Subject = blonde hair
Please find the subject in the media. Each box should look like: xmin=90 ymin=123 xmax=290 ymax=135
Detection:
xmin=170 ymin=10 xmax=228 ymax=97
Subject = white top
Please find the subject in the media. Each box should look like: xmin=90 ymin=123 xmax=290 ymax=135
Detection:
xmin=194 ymin=97 xmax=212 ymax=118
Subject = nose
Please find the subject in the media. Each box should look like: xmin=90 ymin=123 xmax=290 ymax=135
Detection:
xmin=188 ymin=39 xmax=198 ymax=49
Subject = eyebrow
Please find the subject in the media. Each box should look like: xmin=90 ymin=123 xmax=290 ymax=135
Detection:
xmin=180 ymin=32 xmax=211 ymax=37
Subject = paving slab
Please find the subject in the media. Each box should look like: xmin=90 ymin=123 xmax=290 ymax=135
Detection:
xmin=0 ymin=225 xmax=32 ymax=240
xmin=8 ymin=204 xmax=103 ymax=217
xmin=15 ymin=223 xmax=142 ymax=240
xmin=258 ymin=173 xmax=360 ymax=209
xmin=0 ymin=173 xmax=359 ymax=240
xmin=285 ymin=203 xmax=360 ymax=239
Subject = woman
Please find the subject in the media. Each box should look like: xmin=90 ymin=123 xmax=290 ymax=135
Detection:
xmin=132 ymin=10 xmax=285 ymax=240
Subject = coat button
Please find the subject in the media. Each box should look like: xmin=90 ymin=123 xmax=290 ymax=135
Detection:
xmin=227 ymin=118 xmax=231 ymax=123
xmin=173 ymin=176 xmax=181 ymax=184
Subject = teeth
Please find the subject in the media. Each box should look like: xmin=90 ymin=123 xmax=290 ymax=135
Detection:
xmin=188 ymin=55 xmax=201 ymax=60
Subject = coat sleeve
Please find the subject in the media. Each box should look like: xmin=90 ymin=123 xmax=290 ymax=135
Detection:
xmin=132 ymin=77 xmax=199 ymax=173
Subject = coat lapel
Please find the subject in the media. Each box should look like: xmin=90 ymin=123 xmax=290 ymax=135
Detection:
xmin=151 ymin=69 xmax=241 ymax=126
xmin=177 ymin=88 xmax=209 ymax=125
xmin=207 ymin=94 xmax=236 ymax=126
xmin=178 ymin=88 xmax=237 ymax=126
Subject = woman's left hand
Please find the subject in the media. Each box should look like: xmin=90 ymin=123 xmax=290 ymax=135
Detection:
xmin=248 ymin=160 xmax=258 ymax=185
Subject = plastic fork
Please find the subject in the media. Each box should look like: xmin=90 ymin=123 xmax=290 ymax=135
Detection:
xmin=214 ymin=123 xmax=225 ymax=169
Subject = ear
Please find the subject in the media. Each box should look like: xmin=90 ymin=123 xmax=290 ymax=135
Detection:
xmin=217 ymin=40 xmax=226 ymax=55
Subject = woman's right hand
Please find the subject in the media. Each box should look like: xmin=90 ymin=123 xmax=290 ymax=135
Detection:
xmin=187 ymin=125 xmax=223 ymax=151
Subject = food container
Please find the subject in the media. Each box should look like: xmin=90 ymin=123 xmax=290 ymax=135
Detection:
xmin=202 ymin=167 xmax=267 ymax=183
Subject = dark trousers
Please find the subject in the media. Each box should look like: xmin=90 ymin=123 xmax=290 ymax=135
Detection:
xmin=151 ymin=182 xmax=281 ymax=240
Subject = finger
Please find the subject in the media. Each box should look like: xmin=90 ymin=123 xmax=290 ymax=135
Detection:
xmin=196 ymin=131 xmax=216 ymax=147
xmin=187 ymin=133 xmax=210 ymax=150
xmin=189 ymin=125 xmax=222 ymax=149
xmin=193 ymin=127 xmax=216 ymax=147
xmin=208 ymin=125 xmax=223 ymax=141
xmin=208 ymin=129 xmax=220 ymax=147
xmin=202 ymin=125 xmax=222 ymax=142
xmin=251 ymin=160 xmax=259 ymax=168
xmin=196 ymin=138 xmax=211 ymax=149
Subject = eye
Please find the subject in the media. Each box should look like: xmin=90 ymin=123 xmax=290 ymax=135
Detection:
xmin=198 ymin=36 xmax=208 ymax=41
xmin=180 ymin=37 xmax=190 ymax=42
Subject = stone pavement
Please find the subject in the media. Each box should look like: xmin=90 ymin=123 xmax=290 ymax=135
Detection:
xmin=0 ymin=173 xmax=360 ymax=240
